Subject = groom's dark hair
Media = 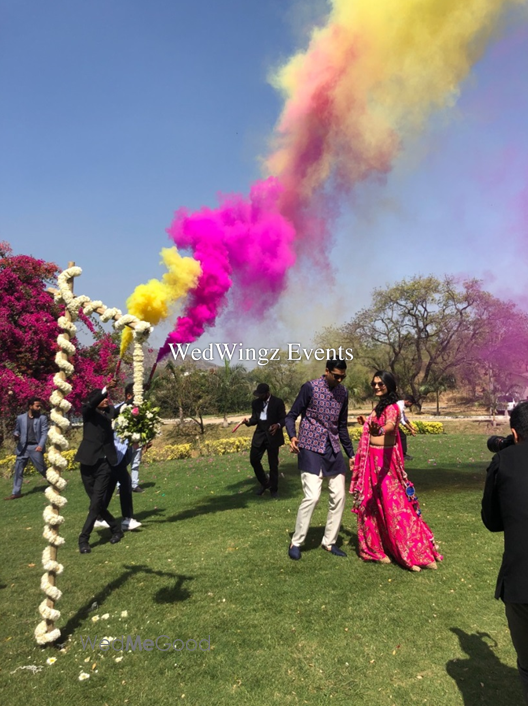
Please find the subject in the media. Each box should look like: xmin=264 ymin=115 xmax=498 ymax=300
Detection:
xmin=326 ymin=359 xmax=347 ymax=371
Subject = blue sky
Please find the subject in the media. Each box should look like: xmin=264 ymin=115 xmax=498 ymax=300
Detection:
xmin=1 ymin=0 xmax=527 ymax=358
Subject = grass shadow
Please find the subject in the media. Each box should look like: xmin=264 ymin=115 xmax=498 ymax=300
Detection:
xmin=60 ymin=564 xmax=193 ymax=640
xmin=165 ymin=462 xmax=302 ymax=523
xmin=165 ymin=482 xmax=253 ymax=523
xmin=407 ymin=466 xmax=487 ymax=494
xmin=446 ymin=627 xmax=523 ymax=705
xmin=135 ymin=481 xmax=156 ymax=489
xmin=154 ymin=573 xmax=194 ymax=604
xmin=89 ymin=509 xmax=167 ymax=546
xmin=19 ymin=484 xmax=49 ymax=498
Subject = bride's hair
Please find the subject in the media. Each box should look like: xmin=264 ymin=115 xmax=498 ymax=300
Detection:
xmin=372 ymin=370 xmax=399 ymax=417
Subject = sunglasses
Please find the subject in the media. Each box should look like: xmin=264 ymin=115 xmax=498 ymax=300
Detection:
xmin=371 ymin=381 xmax=386 ymax=389
xmin=329 ymin=372 xmax=347 ymax=381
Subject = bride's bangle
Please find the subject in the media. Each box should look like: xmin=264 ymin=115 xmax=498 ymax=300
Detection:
xmin=378 ymin=426 xmax=385 ymax=436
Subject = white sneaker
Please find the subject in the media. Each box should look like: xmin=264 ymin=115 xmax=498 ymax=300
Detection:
xmin=94 ymin=520 xmax=110 ymax=529
xmin=122 ymin=518 xmax=142 ymax=531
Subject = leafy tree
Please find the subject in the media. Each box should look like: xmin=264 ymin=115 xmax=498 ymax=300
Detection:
xmin=211 ymin=361 xmax=250 ymax=426
xmin=151 ymin=362 xmax=216 ymax=434
xmin=418 ymin=374 xmax=457 ymax=416
xmin=248 ymin=353 xmax=306 ymax=405
xmin=336 ymin=276 xmax=528 ymax=409
xmin=459 ymin=293 xmax=528 ymax=416
xmin=0 ymin=242 xmax=119 ymax=444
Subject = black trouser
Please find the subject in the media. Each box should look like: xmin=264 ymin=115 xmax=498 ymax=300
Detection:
xmin=250 ymin=444 xmax=280 ymax=492
xmin=103 ymin=460 xmax=133 ymax=519
xmin=505 ymin=602 xmax=528 ymax=704
xmin=79 ymin=459 xmax=120 ymax=544
xmin=400 ymin=429 xmax=408 ymax=456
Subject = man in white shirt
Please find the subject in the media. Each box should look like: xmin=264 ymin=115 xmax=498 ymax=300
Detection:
xmin=243 ymin=383 xmax=286 ymax=498
xmin=396 ymin=395 xmax=417 ymax=460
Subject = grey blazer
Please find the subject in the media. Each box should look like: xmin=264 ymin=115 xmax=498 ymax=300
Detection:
xmin=14 ymin=412 xmax=49 ymax=454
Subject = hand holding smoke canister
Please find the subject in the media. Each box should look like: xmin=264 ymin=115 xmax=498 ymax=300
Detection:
xmin=487 ymin=434 xmax=515 ymax=453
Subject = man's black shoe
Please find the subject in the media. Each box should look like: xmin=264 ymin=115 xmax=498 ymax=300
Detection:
xmin=270 ymin=491 xmax=279 ymax=499
xmin=132 ymin=486 xmax=144 ymax=493
xmin=288 ymin=545 xmax=301 ymax=560
xmin=256 ymin=485 xmax=268 ymax=496
xmin=110 ymin=530 xmax=124 ymax=544
xmin=322 ymin=544 xmax=347 ymax=557
xmin=79 ymin=544 xmax=91 ymax=554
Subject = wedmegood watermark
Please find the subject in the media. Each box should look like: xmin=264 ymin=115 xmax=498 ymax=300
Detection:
xmin=169 ymin=343 xmax=354 ymax=367
xmin=79 ymin=635 xmax=211 ymax=652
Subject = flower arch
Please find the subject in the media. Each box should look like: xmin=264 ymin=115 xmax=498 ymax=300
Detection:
xmin=35 ymin=264 xmax=152 ymax=645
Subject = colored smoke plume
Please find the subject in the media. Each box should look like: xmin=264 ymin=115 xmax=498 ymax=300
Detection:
xmin=158 ymin=0 xmax=525 ymax=353
xmin=266 ymin=0 xmax=525 ymax=256
xmin=159 ymin=177 xmax=295 ymax=360
xmin=120 ymin=247 xmax=201 ymax=356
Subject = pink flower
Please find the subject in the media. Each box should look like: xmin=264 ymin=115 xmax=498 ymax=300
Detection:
xmin=131 ymin=407 xmax=139 ymax=416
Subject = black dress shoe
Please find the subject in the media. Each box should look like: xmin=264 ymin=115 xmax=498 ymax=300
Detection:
xmin=79 ymin=544 xmax=91 ymax=554
xmin=322 ymin=544 xmax=347 ymax=557
xmin=256 ymin=485 xmax=269 ymax=496
xmin=270 ymin=491 xmax=279 ymax=499
xmin=110 ymin=530 xmax=124 ymax=544
xmin=132 ymin=486 xmax=144 ymax=493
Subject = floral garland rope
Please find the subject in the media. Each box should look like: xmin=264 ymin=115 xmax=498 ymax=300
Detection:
xmin=35 ymin=264 xmax=152 ymax=646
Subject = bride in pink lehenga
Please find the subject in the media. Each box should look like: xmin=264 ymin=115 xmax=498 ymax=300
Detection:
xmin=349 ymin=370 xmax=442 ymax=572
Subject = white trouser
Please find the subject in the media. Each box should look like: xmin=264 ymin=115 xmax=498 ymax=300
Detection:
xmin=291 ymin=471 xmax=346 ymax=548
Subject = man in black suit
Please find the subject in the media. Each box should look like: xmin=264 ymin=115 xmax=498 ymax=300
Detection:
xmin=243 ymin=383 xmax=285 ymax=498
xmin=75 ymin=382 xmax=124 ymax=553
xmin=482 ymin=401 xmax=528 ymax=704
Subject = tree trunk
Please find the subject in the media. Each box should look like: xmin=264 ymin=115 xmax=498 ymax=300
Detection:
xmin=436 ymin=390 xmax=440 ymax=416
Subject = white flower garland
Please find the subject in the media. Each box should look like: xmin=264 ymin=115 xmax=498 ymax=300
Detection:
xmin=36 ymin=265 xmax=153 ymax=645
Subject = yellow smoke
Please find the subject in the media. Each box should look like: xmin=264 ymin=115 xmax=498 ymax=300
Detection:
xmin=267 ymin=0 xmax=526 ymax=196
xmin=120 ymin=247 xmax=201 ymax=356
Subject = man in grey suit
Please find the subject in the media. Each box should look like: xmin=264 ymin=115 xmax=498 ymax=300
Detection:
xmin=5 ymin=397 xmax=49 ymax=500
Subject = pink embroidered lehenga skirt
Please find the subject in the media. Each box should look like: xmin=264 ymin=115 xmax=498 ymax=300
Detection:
xmin=350 ymin=444 xmax=442 ymax=569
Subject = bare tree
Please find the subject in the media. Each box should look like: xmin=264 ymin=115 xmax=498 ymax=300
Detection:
xmin=338 ymin=276 xmax=501 ymax=407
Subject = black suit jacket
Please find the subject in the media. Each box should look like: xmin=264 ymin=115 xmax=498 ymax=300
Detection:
xmin=482 ymin=442 xmax=528 ymax=602
xmin=247 ymin=395 xmax=286 ymax=449
xmin=74 ymin=389 xmax=118 ymax=467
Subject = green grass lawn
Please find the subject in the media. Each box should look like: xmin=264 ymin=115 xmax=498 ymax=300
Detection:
xmin=0 ymin=435 xmax=523 ymax=705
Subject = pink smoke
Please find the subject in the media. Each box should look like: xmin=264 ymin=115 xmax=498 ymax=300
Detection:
xmin=158 ymin=177 xmax=296 ymax=358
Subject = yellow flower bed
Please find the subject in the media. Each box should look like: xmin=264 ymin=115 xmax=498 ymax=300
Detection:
xmin=0 ymin=449 xmax=79 ymax=478
xmin=201 ymin=437 xmax=252 ymax=456
xmin=1 ymin=426 xmax=449 ymax=474
xmin=347 ymin=420 xmax=444 ymax=442
xmin=410 ymin=421 xmax=444 ymax=435
xmin=0 ymin=456 xmax=16 ymax=476
xmin=145 ymin=444 xmax=193 ymax=462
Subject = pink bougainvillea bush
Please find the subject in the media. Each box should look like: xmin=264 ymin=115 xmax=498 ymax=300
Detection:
xmin=0 ymin=241 xmax=121 ymax=443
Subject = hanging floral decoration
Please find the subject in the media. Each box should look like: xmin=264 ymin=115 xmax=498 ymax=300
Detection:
xmin=35 ymin=265 xmax=152 ymax=646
